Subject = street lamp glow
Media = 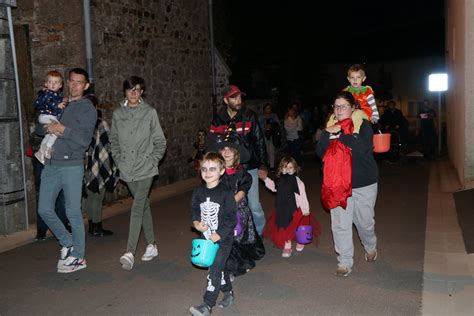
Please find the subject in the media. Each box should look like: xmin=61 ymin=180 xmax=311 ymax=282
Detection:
xmin=428 ymin=73 xmax=448 ymax=92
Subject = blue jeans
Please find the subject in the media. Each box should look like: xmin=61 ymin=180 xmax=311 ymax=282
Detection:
xmin=247 ymin=168 xmax=265 ymax=234
xmin=38 ymin=165 xmax=85 ymax=258
xmin=33 ymin=157 xmax=68 ymax=232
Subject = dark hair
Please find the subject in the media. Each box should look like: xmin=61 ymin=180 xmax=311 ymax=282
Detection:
xmin=69 ymin=68 xmax=90 ymax=83
xmin=217 ymin=145 xmax=240 ymax=169
xmin=123 ymin=76 xmax=146 ymax=94
xmin=196 ymin=128 xmax=207 ymax=141
xmin=333 ymin=91 xmax=356 ymax=107
xmin=263 ymin=102 xmax=272 ymax=111
xmin=387 ymin=100 xmax=396 ymax=107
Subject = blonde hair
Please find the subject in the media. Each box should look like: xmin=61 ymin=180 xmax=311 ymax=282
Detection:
xmin=276 ymin=155 xmax=301 ymax=177
xmin=45 ymin=70 xmax=63 ymax=82
xmin=347 ymin=64 xmax=366 ymax=77
xmin=201 ymin=152 xmax=225 ymax=170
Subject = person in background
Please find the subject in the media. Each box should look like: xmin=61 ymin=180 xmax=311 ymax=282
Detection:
xmin=189 ymin=128 xmax=207 ymax=177
xmin=417 ymin=99 xmax=438 ymax=160
xmin=110 ymin=76 xmax=167 ymax=271
xmin=380 ymin=100 xmax=408 ymax=142
xmin=258 ymin=103 xmax=280 ymax=171
xmin=284 ymin=106 xmax=303 ymax=166
xmin=83 ymin=95 xmax=118 ymax=237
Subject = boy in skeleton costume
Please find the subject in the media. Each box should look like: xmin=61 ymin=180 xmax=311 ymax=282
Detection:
xmin=190 ymin=152 xmax=237 ymax=315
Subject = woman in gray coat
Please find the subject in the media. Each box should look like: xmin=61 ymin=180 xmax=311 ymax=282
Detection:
xmin=110 ymin=76 xmax=167 ymax=270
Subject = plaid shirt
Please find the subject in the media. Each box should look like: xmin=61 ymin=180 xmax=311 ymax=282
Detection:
xmin=85 ymin=115 xmax=119 ymax=193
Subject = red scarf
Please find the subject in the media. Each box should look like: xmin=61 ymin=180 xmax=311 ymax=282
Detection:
xmin=225 ymin=166 xmax=238 ymax=175
xmin=321 ymin=118 xmax=354 ymax=210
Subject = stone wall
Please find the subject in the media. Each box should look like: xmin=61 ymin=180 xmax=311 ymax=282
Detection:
xmin=0 ymin=3 xmax=28 ymax=234
xmin=214 ymin=49 xmax=231 ymax=107
xmin=13 ymin=0 xmax=86 ymax=91
xmin=13 ymin=0 xmax=216 ymax=185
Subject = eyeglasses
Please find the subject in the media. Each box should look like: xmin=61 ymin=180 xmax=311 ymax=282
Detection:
xmin=332 ymin=104 xmax=352 ymax=111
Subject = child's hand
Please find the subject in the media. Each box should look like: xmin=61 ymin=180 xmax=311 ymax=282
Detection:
xmin=302 ymin=209 xmax=310 ymax=216
xmin=58 ymin=97 xmax=68 ymax=110
xmin=193 ymin=220 xmax=208 ymax=232
xmin=46 ymin=121 xmax=65 ymax=136
xmin=209 ymin=233 xmax=221 ymax=243
xmin=326 ymin=125 xmax=341 ymax=134
xmin=258 ymin=169 xmax=268 ymax=180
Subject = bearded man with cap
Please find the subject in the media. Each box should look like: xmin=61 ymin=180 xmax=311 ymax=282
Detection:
xmin=210 ymin=85 xmax=269 ymax=235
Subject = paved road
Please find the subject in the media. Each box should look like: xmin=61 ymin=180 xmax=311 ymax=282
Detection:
xmin=0 ymin=155 xmax=429 ymax=315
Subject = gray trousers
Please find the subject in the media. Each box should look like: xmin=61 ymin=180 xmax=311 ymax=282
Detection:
xmin=83 ymin=187 xmax=106 ymax=223
xmin=264 ymin=137 xmax=275 ymax=169
xmin=126 ymin=176 xmax=155 ymax=254
xmin=330 ymin=183 xmax=378 ymax=269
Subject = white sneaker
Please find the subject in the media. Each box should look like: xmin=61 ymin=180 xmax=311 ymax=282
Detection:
xmin=57 ymin=256 xmax=87 ymax=273
xmin=120 ymin=252 xmax=134 ymax=270
xmin=57 ymin=246 xmax=73 ymax=268
xmin=141 ymin=244 xmax=158 ymax=261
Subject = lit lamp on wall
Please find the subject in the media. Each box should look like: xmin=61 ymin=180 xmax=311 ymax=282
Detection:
xmin=428 ymin=73 xmax=448 ymax=157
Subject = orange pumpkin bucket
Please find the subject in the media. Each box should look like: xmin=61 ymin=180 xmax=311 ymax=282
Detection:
xmin=373 ymin=133 xmax=391 ymax=153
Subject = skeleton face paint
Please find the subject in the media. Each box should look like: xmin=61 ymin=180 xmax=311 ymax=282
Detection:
xmin=200 ymin=160 xmax=224 ymax=188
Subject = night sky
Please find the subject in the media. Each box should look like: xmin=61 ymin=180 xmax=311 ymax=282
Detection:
xmin=216 ymin=0 xmax=445 ymax=101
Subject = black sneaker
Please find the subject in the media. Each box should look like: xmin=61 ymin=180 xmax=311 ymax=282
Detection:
xmin=218 ymin=291 xmax=234 ymax=308
xmin=92 ymin=222 xmax=113 ymax=237
xmin=35 ymin=230 xmax=46 ymax=241
xmin=189 ymin=302 xmax=211 ymax=316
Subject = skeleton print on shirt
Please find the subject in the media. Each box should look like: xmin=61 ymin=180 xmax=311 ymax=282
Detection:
xmin=200 ymin=197 xmax=220 ymax=240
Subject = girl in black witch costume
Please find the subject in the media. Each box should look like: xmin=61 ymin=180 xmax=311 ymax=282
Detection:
xmin=209 ymin=132 xmax=265 ymax=277
xmin=259 ymin=155 xmax=321 ymax=258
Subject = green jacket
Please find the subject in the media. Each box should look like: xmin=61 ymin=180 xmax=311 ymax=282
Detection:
xmin=110 ymin=98 xmax=167 ymax=182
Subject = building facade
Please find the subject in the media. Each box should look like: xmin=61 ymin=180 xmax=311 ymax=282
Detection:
xmin=446 ymin=0 xmax=474 ymax=188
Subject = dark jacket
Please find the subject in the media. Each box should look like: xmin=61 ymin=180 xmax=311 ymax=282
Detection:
xmin=316 ymin=119 xmax=378 ymax=189
xmin=210 ymin=106 xmax=268 ymax=170
xmin=190 ymin=182 xmax=237 ymax=243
